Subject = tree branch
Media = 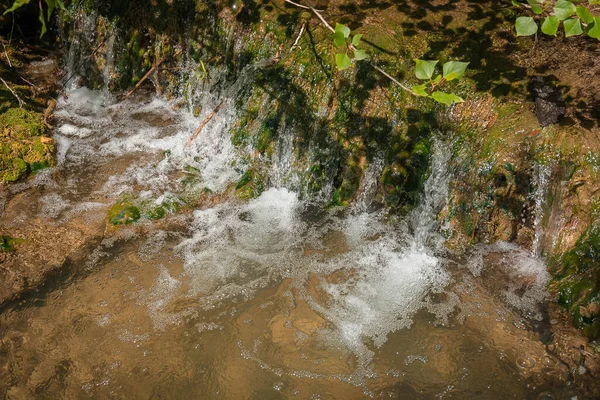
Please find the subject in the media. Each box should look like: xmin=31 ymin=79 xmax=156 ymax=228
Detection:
xmin=186 ymin=101 xmax=225 ymax=145
xmin=284 ymin=0 xmax=414 ymax=95
xmin=1 ymin=77 xmax=24 ymax=108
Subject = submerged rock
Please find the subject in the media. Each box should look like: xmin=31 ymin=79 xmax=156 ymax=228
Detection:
xmin=108 ymin=200 xmax=141 ymax=225
xmin=530 ymin=76 xmax=565 ymax=127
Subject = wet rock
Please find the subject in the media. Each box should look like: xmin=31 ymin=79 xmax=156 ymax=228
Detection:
xmin=530 ymin=76 xmax=565 ymax=127
xmin=108 ymin=200 xmax=141 ymax=225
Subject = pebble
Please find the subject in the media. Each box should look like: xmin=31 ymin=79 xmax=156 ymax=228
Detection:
xmin=550 ymin=319 xmax=558 ymax=325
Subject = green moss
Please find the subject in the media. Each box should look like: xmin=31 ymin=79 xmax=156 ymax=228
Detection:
xmin=1 ymin=236 xmax=15 ymax=252
xmin=0 ymin=108 xmax=54 ymax=183
xmin=235 ymin=169 xmax=265 ymax=200
xmin=146 ymin=206 xmax=167 ymax=220
xmin=2 ymin=158 xmax=28 ymax=182
xmin=553 ymin=225 xmax=600 ymax=339
xmin=108 ymin=200 xmax=141 ymax=225
xmin=0 ymin=108 xmax=45 ymax=138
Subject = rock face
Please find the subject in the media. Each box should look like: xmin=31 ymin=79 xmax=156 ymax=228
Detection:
xmin=531 ymin=76 xmax=566 ymax=127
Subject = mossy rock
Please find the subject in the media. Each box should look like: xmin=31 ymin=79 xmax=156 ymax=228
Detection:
xmin=554 ymin=225 xmax=600 ymax=339
xmin=0 ymin=108 xmax=54 ymax=183
xmin=108 ymin=201 xmax=141 ymax=225
xmin=0 ymin=108 xmax=45 ymax=138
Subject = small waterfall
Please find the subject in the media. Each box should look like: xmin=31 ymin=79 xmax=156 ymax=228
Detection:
xmin=102 ymin=31 xmax=116 ymax=92
xmin=354 ymin=155 xmax=384 ymax=212
xmin=531 ymin=162 xmax=552 ymax=257
xmin=410 ymin=139 xmax=452 ymax=251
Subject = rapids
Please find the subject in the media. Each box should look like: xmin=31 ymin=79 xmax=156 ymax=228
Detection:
xmin=0 ymin=88 xmax=586 ymax=399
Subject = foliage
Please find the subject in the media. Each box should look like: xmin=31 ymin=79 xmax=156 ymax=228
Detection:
xmin=513 ymin=0 xmax=600 ymax=39
xmin=332 ymin=23 xmax=366 ymax=71
xmin=3 ymin=0 xmax=65 ymax=37
xmin=411 ymin=60 xmax=469 ymax=105
xmin=332 ymin=23 xmax=468 ymax=105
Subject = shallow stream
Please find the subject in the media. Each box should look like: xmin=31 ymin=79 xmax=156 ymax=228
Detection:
xmin=0 ymin=88 xmax=589 ymax=399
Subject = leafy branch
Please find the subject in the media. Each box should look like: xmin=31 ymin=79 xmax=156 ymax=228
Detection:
xmin=284 ymin=0 xmax=468 ymax=106
xmin=411 ymin=60 xmax=469 ymax=105
xmin=514 ymin=0 xmax=600 ymax=39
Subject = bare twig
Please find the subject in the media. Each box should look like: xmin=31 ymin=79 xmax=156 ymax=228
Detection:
xmin=290 ymin=24 xmax=306 ymax=52
xmin=186 ymin=101 xmax=225 ymax=145
xmin=285 ymin=0 xmax=414 ymax=95
xmin=0 ymin=77 xmax=24 ymax=108
xmin=0 ymin=39 xmax=12 ymax=68
xmin=125 ymin=56 xmax=166 ymax=98
xmin=283 ymin=0 xmax=323 ymax=12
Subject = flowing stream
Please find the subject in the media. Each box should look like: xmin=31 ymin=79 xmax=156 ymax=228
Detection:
xmin=0 ymin=87 xmax=582 ymax=399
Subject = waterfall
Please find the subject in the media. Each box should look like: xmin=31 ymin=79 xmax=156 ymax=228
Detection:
xmin=531 ymin=161 xmax=552 ymax=257
xmin=410 ymin=138 xmax=452 ymax=251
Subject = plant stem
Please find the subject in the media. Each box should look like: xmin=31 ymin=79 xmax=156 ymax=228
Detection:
xmin=284 ymin=0 xmax=415 ymax=95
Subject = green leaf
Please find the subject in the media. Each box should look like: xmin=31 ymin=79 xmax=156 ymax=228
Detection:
xmin=442 ymin=60 xmax=469 ymax=81
xmin=414 ymin=59 xmax=438 ymax=80
xmin=433 ymin=74 xmax=442 ymax=84
xmin=590 ymin=0 xmax=600 ymax=5
xmin=431 ymin=91 xmax=464 ymax=105
xmin=412 ymin=84 xmax=429 ymax=97
xmin=554 ymin=0 xmax=576 ymax=21
xmin=335 ymin=53 xmax=352 ymax=70
xmin=564 ymin=18 xmax=583 ymax=37
xmin=47 ymin=0 xmax=56 ymax=20
xmin=576 ymin=5 xmax=594 ymax=24
xmin=38 ymin=4 xmax=47 ymax=38
xmin=353 ymin=49 xmax=367 ymax=61
xmin=333 ymin=31 xmax=346 ymax=47
xmin=351 ymin=34 xmax=362 ymax=47
xmin=335 ymin=23 xmax=351 ymax=39
xmin=515 ymin=17 xmax=538 ymax=36
xmin=527 ymin=0 xmax=543 ymax=14
xmin=541 ymin=15 xmax=560 ymax=35
xmin=511 ymin=0 xmax=522 ymax=7
xmin=589 ymin=17 xmax=600 ymax=39
xmin=3 ymin=0 xmax=31 ymax=15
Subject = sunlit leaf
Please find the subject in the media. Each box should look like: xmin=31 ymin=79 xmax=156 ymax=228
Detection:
xmin=414 ymin=59 xmax=438 ymax=80
xmin=431 ymin=91 xmax=464 ymax=105
xmin=564 ymin=18 xmax=583 ymax=37
xmin=554 ymin=0 xmax=576 ymax=21
xmin=353 ymin=49 xmax=367 ymax=60
xmin=576 ymin=5 xmax=594 ymax=24
xmin=527 ymin=0 xmax=543 ymax=14
xmin=515 ymin=17 xmax=538 ymax=36
xmin=541 ymin=16 xmax=559 ymax=35
xmin=335 ymin=53 xmax=352 ymax=70
xmin=588 ymin=17 xmax=600 ymax=39
xmin=412 ymin=83 xmax=429 ymax=97
xmin=335 ymin=23 xmax=351 ymax=39
xmin=351 ymin=34 xmax=362 ymax=47
xmin=333 ymin=31 xmax=346 ymax=47
xmin=3 ymin=0 xmax=31 ymax=15
xmin=442 ymin=61 xmax=469 ymax=81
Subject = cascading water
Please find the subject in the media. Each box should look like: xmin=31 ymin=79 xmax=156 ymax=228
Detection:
xmin=0 ymin=24 xmax=589 ymax=399
xmin=531 ymin=161 xmax=552 ymax=257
